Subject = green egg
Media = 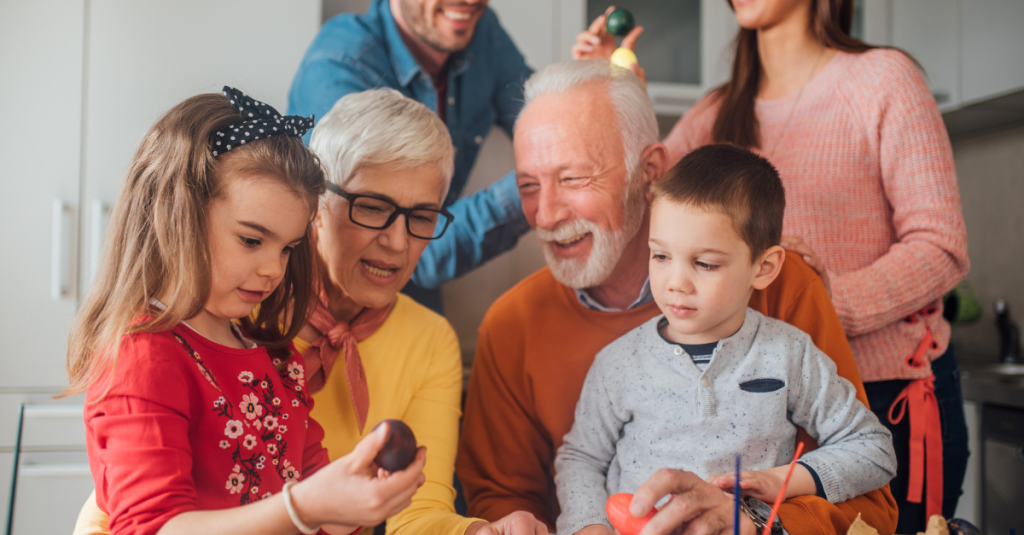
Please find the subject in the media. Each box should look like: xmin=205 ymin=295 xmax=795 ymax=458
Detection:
xmin=605 ymin=8 xmax=635 ymax=38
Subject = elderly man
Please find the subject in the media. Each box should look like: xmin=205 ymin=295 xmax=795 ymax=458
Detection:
xmin=457 ymin=61 xmax=898 ymax=535
xmin=289 ymin=0 xmax=532 ymax=311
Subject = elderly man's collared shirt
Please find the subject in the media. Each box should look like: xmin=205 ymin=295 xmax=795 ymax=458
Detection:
xmin=288 ymin=0 xmax=533 ymax=292
xmin=574 ymin=278 xmax=653 ymax=312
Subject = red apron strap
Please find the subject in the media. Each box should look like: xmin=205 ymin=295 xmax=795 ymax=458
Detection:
xmin=888 ymin=311 xmax=944 ymax=518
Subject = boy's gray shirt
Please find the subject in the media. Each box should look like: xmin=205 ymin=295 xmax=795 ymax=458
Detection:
xmin=554 ymin=309 xmax=896 ymax=535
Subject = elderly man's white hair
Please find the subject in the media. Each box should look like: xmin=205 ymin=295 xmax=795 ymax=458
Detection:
xmin=520 ymin=60 xmax=658 ymax=178
xmin=310 ymin=88 xmax=455 ymax=194
xmin=518 ymin=61 xmax=659 ymax=290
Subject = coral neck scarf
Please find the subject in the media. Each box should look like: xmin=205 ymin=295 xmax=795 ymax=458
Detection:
xmin=302 ymin=287 xmax=393 ymax=433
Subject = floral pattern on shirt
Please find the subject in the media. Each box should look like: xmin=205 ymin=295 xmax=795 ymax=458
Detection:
xmin=172 ymin=333 xmax=309 ymax=506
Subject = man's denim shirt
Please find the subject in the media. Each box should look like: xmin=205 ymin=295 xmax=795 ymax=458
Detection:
xmin=288 ymin=0 xmax=533 ymax=290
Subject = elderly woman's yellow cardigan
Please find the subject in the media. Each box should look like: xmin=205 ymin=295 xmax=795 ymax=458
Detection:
xmin=73 ymin=293 xmax=480 ymax=535
xmin=293 ymin=293 xmax=480 ymax=535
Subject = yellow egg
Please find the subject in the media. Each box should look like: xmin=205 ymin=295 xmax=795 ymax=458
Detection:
xmin=610 ymin=47 xmax=638 ymax=69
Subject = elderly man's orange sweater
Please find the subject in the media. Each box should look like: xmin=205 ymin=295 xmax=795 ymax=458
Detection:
xmin=458 ymin=252 xmax=898 ymax=535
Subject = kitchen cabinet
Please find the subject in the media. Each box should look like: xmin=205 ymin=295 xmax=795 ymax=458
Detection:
xmin=0 ymin=1 xmax=320 ymax=532
xmin=540 ymin=0 xmax=738 ymax=115
xmin=960 ymin=0 xmax=1024 ymax=105
xmin=891 ymin=0 xmax=961 ymax=111
xmin=80 ymin=0 xmax=321 ymax=294
xmin=0 ymin=0 xmax=86 ymax=390
xmin=889 ymin=0 xmax=1024 ymax=129
xmin=2 ymin=402 xmax=92 ymax=534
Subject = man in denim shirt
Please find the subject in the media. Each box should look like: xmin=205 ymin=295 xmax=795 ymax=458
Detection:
xmin=289 ymin=0 xmax=533 ymax=312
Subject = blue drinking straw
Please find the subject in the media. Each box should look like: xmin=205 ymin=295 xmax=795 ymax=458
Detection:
xmin=734 ymin=454 xmax=741 ymax=535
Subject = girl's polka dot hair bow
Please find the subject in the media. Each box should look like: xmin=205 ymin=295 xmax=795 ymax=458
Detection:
xmin=211 ymin=86 xmax=314 ymax=157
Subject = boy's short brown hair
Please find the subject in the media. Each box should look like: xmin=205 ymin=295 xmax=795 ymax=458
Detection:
xmin=652 ymin=144 xmax=785 ymax=262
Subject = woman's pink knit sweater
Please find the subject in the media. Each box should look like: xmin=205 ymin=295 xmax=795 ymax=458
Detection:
xmin=665 ymin=49 xmax=970 ymax=382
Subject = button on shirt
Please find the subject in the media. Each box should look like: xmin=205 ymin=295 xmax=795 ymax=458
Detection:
xmin=288 ymin=0 xmax=533 ymax=290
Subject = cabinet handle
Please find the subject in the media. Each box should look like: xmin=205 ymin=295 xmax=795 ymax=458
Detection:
xmin=50 ymin=199 xmax=71 ymax=301
xmin=89 ymin=200 xmax=111 ymax=282
xmin=17 ymin=464 xmax=91 ymax=478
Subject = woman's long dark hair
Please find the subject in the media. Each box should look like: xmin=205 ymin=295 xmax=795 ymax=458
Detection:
xmin=711 ymin=0 xmax=886 ymax=148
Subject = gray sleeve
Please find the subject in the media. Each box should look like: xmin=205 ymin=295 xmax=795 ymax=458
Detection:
xmin=554 ymin=349 xmax=628 ymax=535
xmin=787 ymin=336 xmax=897 ymax=503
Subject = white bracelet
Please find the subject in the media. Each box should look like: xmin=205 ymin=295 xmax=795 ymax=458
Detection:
xmin=282 ymin=481 xmax=320 ymax=535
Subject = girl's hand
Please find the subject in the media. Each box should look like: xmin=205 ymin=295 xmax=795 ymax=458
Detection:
xmin=706 ymin=465 xmax=815 ymax=503
xmin=572 ymin=5 xmax=646 ymax=84
xmin=781 ymin=236 xmax=832 ymax=298
xmin=292 ymin=423 xmax=427 ymax=529
xmin=464 ymin=511 xmax=550 ymax=535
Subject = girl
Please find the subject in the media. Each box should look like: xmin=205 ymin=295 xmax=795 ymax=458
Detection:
xmin=577 ymin=1 xmax=970 ymax=531
xmin=67 ymin=88 xmax=426 ymax=535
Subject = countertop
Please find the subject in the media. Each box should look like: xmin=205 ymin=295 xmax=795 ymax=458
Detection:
xmin=960 ymin=363 xmax=1024 ymax=410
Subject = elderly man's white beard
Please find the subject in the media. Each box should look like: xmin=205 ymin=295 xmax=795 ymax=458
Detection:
xmin=536 ymin=174 xmax=647 ymax=290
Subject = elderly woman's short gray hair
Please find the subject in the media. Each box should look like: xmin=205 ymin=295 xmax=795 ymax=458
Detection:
xmin=310 ymin=88 xmax=455 ymax=193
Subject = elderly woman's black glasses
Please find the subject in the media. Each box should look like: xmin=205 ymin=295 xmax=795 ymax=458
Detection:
xmin=326 ymin=182 xmax=454 ymax=240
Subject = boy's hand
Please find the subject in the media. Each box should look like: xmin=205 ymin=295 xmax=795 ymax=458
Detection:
xmin=706 ymin=464 xmax=815 ymax=503
xmin=575 ymin=525 xmax=616 ymax=535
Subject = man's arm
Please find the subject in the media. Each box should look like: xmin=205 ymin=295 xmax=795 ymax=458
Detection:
xmin=458 ymin=316 xmax=558 ymax=529
xmin=288 ymin=55 xmax=377 ymax=142
xmin=413 ymin=13 xmax=533 ymax=289
xmin=412 ymin=171 xmax=531 ymax=289
xmin=750 ymin=252 xmax=899 ymax=535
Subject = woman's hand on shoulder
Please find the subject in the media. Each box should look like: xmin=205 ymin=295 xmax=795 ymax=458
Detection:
xmin=464 ymin=511 xmax=549 ymax=535
xmin=781 ymin=236 xmax=832 ymax=298
xmin=292 ymin=424 xmax=426 ymax=529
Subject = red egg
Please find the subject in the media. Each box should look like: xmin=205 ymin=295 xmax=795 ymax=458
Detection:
xmin=372 ymin=419 xmax=418 ymax=472
xmin=606 ymin=493 xmax=655 ymax=535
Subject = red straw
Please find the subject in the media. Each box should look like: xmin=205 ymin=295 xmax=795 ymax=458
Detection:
xmin=760 ymin=442 xmax=805 ymax=535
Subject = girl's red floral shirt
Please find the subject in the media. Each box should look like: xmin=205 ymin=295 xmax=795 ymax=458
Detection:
xmin=85 ymin=324 xmax=331 ymax=535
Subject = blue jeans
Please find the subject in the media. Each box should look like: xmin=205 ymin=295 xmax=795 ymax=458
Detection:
xmin=864 ymin=345 xmax=970 ymax=533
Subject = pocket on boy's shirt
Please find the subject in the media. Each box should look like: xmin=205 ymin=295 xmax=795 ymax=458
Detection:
xmin=738 ymin=378 xmax=786 ymax=393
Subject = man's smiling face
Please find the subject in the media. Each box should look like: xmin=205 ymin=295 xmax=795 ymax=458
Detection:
xmin=513 ymin=82 xmax=647 ymax=289
xmin=397 ymin=0 xmax=488 ymax=53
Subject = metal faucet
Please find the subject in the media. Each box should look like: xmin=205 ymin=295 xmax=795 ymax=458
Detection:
xmin=995 ymin=299 xmax=1021 ymax=365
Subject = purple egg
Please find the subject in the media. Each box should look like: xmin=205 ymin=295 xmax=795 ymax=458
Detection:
xmin=372 ymin=419 xmax=418 ymax=472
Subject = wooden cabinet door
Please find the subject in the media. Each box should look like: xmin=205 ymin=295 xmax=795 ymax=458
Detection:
xmin=0 ymin=0 xmax=86 ymax=389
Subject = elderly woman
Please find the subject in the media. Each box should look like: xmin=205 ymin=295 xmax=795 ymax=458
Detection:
xmin=73 ymin=90 xmax=546 ymax=535
xmin=298 ymin=90 xmax=545 ymax=535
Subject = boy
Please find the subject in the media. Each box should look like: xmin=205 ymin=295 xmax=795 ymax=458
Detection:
xmin=553 ymin=144 xmax=896 ymax=535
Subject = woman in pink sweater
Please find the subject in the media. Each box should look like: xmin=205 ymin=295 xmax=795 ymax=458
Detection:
xmin=574 ymin=0 xmax=969 ymax=532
